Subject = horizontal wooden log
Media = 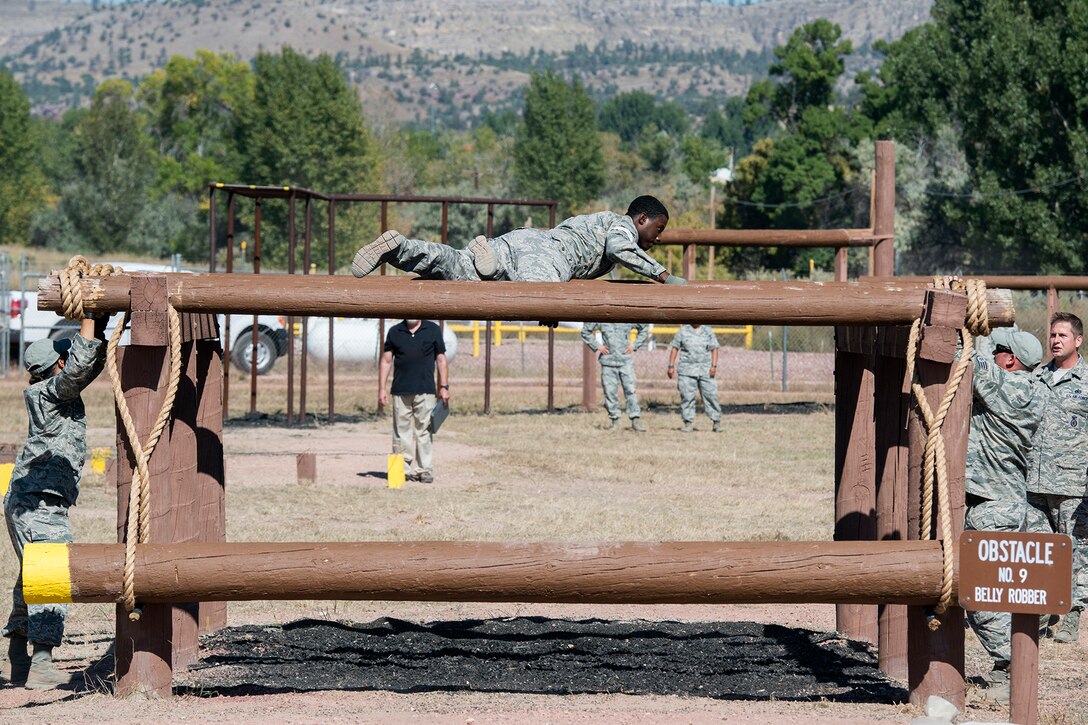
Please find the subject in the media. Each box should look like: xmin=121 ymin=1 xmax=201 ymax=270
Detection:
xmin=23 ymin=540 xmax=952 ymax=606
xmin=868 ymin=275 xmax=1088 ymax=292
xmin=660 ymin=228 xmax=878 ymax=247
xmin=38 ymin=274 xmax=1016 ymax=327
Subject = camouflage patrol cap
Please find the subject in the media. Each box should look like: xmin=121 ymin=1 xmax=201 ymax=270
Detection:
xmin=991 ymin=326 xmax=1043 ymax=369
xmin=24 ymin=338 xmax=72 ymax=377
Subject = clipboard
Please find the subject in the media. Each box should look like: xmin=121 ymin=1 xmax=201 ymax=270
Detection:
xmin=429 ymin=400 xmax=450 ymax=434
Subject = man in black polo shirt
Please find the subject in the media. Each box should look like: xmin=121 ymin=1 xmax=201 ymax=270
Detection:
xmin=379 ymin=319 xmax=450 ymax=483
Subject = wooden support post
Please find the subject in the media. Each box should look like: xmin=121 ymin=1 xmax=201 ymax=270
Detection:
xmin=1046 ymin=287 xmax=1059 ymax=329
xmin=194 ymin=339 xmax=226 ymax=634
xmin=114 ymin=275 xmax=224 ymax=696
xmin=1010 ymin=612 xmax=1040 ymax=725
xmin=834 ymin=247 xmax=848 ymax=282
xmin=833 ymin=326 xmax=878 ymax=643
xmin=297 ymin=453 xmax=316 ymax=484
xmin=872 ymin=140 xmax=896 ymax=277
xmin=906 ymin=289 xmax=969 ymax=708
xmin=582 ymin=343 xmax=597 ymax=412
xmin=683 ymin=244 xmax=696 ymax=280
xmin=484 ymin=320 xmax=492 ymax=414
xmin=875 ymin=326 xmax=911 ymax=680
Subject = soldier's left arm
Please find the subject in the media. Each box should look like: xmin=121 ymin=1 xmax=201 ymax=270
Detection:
xmin=46 ymin=335 xmax=106 ymax=403
xmin=632 ymin=324 xmax=650 ymax=352
xmin=604 ymin=221 xmax=666 ymax=281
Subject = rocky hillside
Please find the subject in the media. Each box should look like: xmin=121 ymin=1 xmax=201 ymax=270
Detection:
xmin=1 ymin=0 xmax=932 ymax=123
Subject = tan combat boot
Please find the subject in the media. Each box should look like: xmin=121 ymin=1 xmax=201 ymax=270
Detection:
xmin=631 ymin=417 xmax=647 ymax=432
xmin=24 ymin=643 xmax=69 ymax=690
xmin=1055 ymin=609 xmax=1081 ymax=644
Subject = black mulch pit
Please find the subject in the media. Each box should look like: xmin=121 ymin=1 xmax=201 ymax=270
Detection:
xmin=176 ymin=617 xmax=907 ymax=702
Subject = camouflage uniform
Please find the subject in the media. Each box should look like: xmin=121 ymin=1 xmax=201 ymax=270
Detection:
xmin=964 ymin=355 xmax=1045 ymax=664
xmin=669 ymin=325 xmax=722 ymax=425
xmin=581 ymin=322 xmax=649 ymax=421
xmin=4 ymin=335 xmax=105 ymax=647
xmin=1025 ymin=355 xmax=1088 ymax=613
xmin=384 ymin=212 xmax=667 ymax=283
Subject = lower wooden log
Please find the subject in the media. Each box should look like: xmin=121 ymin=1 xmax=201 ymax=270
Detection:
xmin=24 ymin=540 xmax=951 ymax=605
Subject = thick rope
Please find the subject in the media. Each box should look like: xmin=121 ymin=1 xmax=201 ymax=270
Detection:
xmin=61 ymin=256 xmax=183 ymax=620
xmin=905 ymin=277 xmax=990 ymax=628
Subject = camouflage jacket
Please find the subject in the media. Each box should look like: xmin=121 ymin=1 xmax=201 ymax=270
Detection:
xmin=1026 ymin=355 xmax=1088 ymax=496
xmin=967 ymin=357 xmax=1044 ymax=501
xmin=8 ymin=335 xmax=106 ymax=506
xmin=581 ymin=322 xmax=650 ymax=368
xmin=669 ymin=325 xmax=720 ymax=377
xmin=545 ymin=211 xmax=666 ymax=281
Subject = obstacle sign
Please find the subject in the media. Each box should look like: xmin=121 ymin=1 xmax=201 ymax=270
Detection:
xmin=959 ymin=531 xmax=1073 ymax=615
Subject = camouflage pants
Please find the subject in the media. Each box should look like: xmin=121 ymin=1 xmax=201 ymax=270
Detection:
xmin=392 ymin=393 xmax=435 ymax=476
xmin=1024 ymin=492 xmax=1088 ymax=610
xmin=964 ymin=497 xmax=1027 ymax=663
xmin=601 ymin=362 xmax=640 ymax=420
xmin=389 ymin=238 xmax=482 ymax=281
xmin=3 ymin=492 xmax=72 ymax=647
xmin=391 ymin=230 xmax=568 ymax=283
xmin=677 ymin=374 xmax=721 ymax=423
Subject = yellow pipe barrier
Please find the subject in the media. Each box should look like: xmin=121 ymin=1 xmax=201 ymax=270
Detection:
xmin=447 ymin=323 xmax=755 ymax=353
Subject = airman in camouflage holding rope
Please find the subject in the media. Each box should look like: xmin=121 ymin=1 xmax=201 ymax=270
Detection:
xmin=581 ymin=322 xmax=650 ymax=431
xmin=1025 ymin=312 xmax=1088 ymax=645
xmin=962 ymin=327 xmax=1045 ymax=699
xmin=667 ymin=324 xmax=722 ymax=432
xmin=2 ymin=313 xmax=108 ymax=689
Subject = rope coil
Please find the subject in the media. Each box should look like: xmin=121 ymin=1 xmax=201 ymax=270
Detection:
xmin=905 ymin=276 xmax=990 ymax=629
xmin=60 ymin=256 xmax=182 ymax=621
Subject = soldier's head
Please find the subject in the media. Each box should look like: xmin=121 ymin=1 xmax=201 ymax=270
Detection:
xmin=991 ymin=327 xmax=1042 ymax=372
xmin=24 ymin=338 xmax=72 ymax=384
xmin=1049 ymin=312 xmax=1083 ymax=367
xmin=626 ymin=195 xmax=669 ymax=250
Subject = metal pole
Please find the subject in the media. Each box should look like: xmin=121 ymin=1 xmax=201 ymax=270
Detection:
xmin=250 ymin=198 xmax=261 ymax=416
xmin=378 ymin=201 xmax=388 ymax=415
xmin=208 ymin=187 xmax=217 ymax=273
xmin=548 ymin=328 xmax=555 ymax=412
xmin=18 ymin=255 xmax=27 ymax=374
xmin=484 ymin=320 xmax=492 ymax=414
xmin=287 ymin=192 xmax=296 ymax=425
xmin=327 ymin=200 xmax=335 ymax=423
xmin=301 ymin=196 xmax=311 ymax=423
xmin=781 ymin=269 xmax=788 ymax=393
xmin=223 ymin=193 xmax=235 ymax=422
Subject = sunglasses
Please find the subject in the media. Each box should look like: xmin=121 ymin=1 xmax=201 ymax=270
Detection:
xmin=993 ymin=344 xmax=1014 ymax=355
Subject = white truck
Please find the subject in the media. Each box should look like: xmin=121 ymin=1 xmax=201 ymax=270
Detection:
xmin=7 ymin=264 xmax=290 ymax=375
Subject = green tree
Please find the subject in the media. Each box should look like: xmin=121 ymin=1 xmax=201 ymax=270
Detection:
xmin=514 ymin=72 xmax=604 ymax=215
xmin=56 ymin=80 xmax=155 ymax=255
xmin=238 ymin=47 xmax=382 ymax=268
xmin=599 ymin=90 xmax=688 ymax=144
xmin=0 ymin=71 xmax=46 ymax=246
xmin=729 ymin=21 xmax=866 ymax=274
xmin=861 ymin=0 xmax=1088 ymax=274
xmin=137 ymin=50 xmax=254 ymax=197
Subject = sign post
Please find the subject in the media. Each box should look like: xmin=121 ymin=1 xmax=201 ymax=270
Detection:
xmin=960 ymin=531 xmax=1074 ymax=725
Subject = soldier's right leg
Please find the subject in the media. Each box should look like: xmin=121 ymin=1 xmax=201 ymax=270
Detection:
xmin=6 ymin=495 xmax=72 ymax=689
xmin=965 ymin=498 xmax=1025 ymax=665
xmin=697 ymin=376 xmax=722 ymax=426
xmin=1054 ymin=496 xmax=1087 ymax=642
xmin=391 ymin=395 xmax=418 ymax=478
xmin=678 ymin=375 xmax=697 ymax=431
xmin=600 ymin=366 xmax=621 ymax=424
xmin=2 ymin=497 xmax=31 ymax=685
xmin=353 ymin=231 xmax=481 ymax=280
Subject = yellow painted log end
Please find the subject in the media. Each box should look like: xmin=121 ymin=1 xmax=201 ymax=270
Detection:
xmin=0 ymin=463 xmax=13 ymax=497
xmin=23 ymin=543 xmax=72 ymax=604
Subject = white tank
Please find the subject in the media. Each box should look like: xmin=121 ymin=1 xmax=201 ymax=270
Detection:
xmin=305 ymin=318 xmax=458 ymax=364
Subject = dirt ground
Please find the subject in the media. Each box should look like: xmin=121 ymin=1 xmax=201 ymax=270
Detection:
xmin=0 ymin=396 xmax=1086 ymax=724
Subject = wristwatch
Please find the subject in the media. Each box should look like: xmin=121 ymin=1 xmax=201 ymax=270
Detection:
xmin=440 ymin=385 xmax=449 ymax=390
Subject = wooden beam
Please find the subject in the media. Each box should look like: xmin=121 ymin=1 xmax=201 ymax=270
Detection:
xmin=25 ymin=540 xmax=951 ymax=606
xmin=871 ymin=275 xmax=1088 ymax=291
xmin=872 ymin=140 xmax=896 ymax=277
xmin=38 ymin=275 xmax=1017 ymax=328
xmin=659 ymin=228 xmax=877 ymax=247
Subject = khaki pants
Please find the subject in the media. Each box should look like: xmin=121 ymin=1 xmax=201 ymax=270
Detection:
xmin=392 ymin=393 xmax=435 ymax=476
